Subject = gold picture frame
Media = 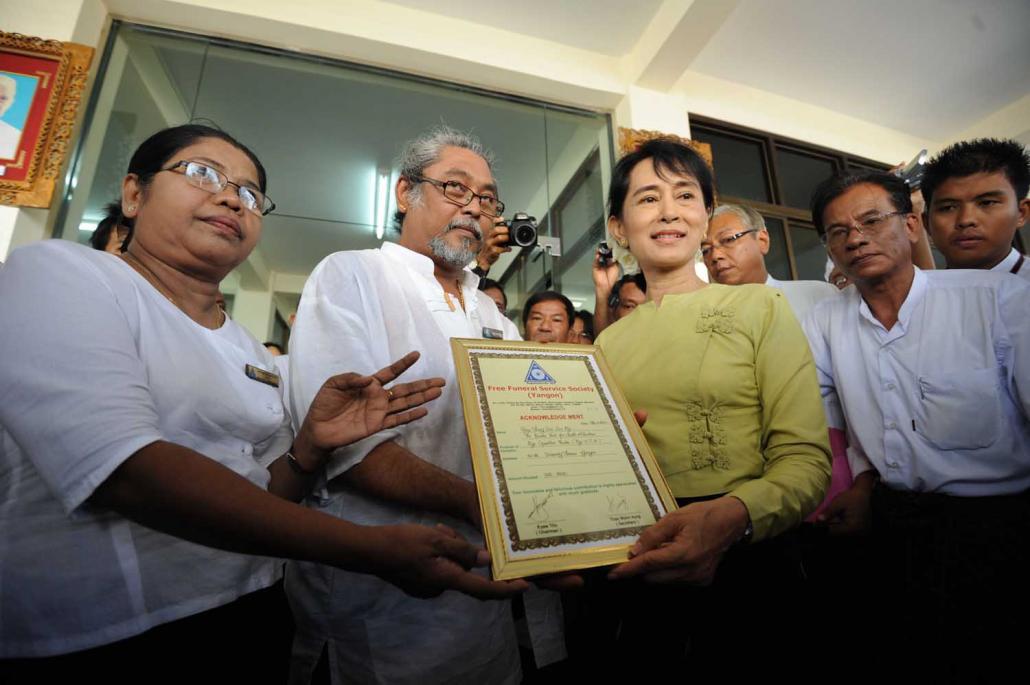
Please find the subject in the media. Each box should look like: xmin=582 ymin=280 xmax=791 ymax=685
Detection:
xmin=451 ymin=338 xmax=677 ymax=580
xmin=617 ymin=126 xmax=713 ymax=167
xmin=0 ymin=31 xmax=94 ymax=208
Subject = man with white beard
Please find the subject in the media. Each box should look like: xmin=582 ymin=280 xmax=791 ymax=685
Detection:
xmin=286 ymin=126 xmax=525 ymax=684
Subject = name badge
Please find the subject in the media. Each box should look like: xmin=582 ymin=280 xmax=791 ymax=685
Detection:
xmin=482 ymin=326 xmax=504 ymax=340
xmin=244 ymin=363 xmax=280 ymax=387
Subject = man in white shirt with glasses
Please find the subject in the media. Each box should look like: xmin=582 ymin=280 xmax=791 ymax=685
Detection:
xmin=286 ymin=126 xmax=524 ymax=685
xmin=802 ymin=170 xmax=1029 ymax=681
xmin=702 ymin=202 xmax=838 ymax=320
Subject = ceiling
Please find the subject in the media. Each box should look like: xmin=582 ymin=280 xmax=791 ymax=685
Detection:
xmin=690 ymin=0 xmax=1030 ymax=140
xmin=384 ymin=0 xmax=1030 ymax=140
xmin=382 ymin=0 xmax=664 ymax=56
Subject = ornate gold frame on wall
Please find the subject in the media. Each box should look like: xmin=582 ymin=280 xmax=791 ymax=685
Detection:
xmin=617 ymin=126 xmax=713 ymax=167
xmin=0 ymin=32 xmax=94 ymax=208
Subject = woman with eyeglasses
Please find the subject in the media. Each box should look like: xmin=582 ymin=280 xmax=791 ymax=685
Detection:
xmin=0 ymin=125 xmax=522 ymax=681
xmin=586 ymin=138 xmax=831 ymax=675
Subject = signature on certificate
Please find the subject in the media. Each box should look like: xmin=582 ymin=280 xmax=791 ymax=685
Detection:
xmin=528 ymin=492 xmax=553 ymax=521
xmin=607 ymin=495 xmax=628 ymax=512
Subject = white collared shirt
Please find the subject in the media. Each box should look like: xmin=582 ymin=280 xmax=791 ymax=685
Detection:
xmin=765 ymin=274 xmax=840 ymax=322
xmin=990 ymin=247 xmax=1029 ymax=281
xmin=286 ymin=241 xmax=522 ymax=685
xmin=802 ymin=267 xmax=1030 ymax=495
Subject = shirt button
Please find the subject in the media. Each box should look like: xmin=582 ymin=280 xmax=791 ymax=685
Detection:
xmin=887 ymin=461 xmax=900 ymax=469
xmin=888 ymin=422 xmax=898 ymax=430
xmin=886 ymin=383 xmax=896 ymax=390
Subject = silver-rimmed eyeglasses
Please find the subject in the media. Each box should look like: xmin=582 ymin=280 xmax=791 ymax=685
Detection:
xmin=700 ymin=228 xmax=759 ymax=257
xmin=412 ymin=175 xmax=504 ymax=218
xmin=820 ymin=211 xmax=907 ymax=248
xmin=163 ymin=160 xmax=276 ymax=216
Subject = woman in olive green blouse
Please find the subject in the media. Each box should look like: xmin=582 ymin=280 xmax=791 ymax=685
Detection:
xmin=602 ymin=138 xmax=830 ymax=577
xmin=588 ymin=138 xmax=831 ymax=674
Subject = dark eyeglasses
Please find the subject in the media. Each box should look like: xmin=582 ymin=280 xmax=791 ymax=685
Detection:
xmin=412 ymin=175 xmax=504 ymax=218
xmin=821 ymin=211 xmax=907 ymax=248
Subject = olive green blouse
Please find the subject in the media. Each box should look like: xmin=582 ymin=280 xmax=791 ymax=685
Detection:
xmin=596 ymin=283 xmax=831 ymax=541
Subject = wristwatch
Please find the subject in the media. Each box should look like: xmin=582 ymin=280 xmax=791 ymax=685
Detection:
xmin=740 ymin=518 xmax=754 ymax=544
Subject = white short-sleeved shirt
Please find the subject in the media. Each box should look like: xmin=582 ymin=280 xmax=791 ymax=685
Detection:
xmin=0 ymin=240 xmax=290 ymax=657
xmin=286 ymin=242 xmax=522 ymax=685
xmin=765 ymin=275 xmax=839 ymax=322
xmin=802 ymin=267 xmax=1030 ymax=495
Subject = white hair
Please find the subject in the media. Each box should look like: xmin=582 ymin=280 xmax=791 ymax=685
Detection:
xmin=711 ymin=203 xmax=766 ymax=233
xmin=393 ymin=125 xmax=495 ymax=229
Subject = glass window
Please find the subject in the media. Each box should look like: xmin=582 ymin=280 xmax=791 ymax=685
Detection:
xmin=787 ymin=222 xmax=827 ymax=281
xmin=761 ymin=216 xmax=792 ymax=281
xmin=776 ymin=147 xmax=838 ymax=209
xmin=691 ymin=128 xmax=771 ymax=203
xmin=59 ymin=23 xmax=610 ymax=341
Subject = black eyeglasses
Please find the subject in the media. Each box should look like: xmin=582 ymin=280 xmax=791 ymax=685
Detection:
xmin=162 ymin=161 xmax=276 ymax=216
xmin=411 ymin=175 xmax=504 ymax=218
xmin=820 ymin=211 xmax=907 ymax=248
xmin=700 ymin=228 xmax=759 ymax=257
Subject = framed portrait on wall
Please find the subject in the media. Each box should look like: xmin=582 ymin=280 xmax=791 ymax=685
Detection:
xmin=0 ymin=32 xmax=93 ymax=208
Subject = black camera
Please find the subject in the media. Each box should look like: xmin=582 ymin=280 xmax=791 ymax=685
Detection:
xmin=504 ymin=212 xmax=538 ymax=248
xmin=894 ymin=149 xmax=928 ymax=190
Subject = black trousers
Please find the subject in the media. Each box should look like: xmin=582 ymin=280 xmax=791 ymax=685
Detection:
xmin=0 ymin=579 xmax=295 ymax=685
xmin=869 ymin=484 xmax=1030 ymax=683
xmin=564 ymin=498 xmax=809 ymax=681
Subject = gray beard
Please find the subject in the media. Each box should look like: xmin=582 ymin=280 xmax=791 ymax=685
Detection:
xmin=428 ymin=231 xmax=479 ymax=268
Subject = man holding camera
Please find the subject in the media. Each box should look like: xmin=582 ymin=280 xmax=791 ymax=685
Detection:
xmin=286 ymin=126 xmax=524 ymax=684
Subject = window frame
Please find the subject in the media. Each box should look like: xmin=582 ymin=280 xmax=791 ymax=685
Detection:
xmin=689 ymin=114 xmax=892 ymax=279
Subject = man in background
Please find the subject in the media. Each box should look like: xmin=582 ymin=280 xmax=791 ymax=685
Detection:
xmin=703 ymin=202 xmax=837 ymax=320
xmin=922 ymin=138 xmax=1029 ymax=279
xmin=522 ymin=291 xmax=573 ymax=343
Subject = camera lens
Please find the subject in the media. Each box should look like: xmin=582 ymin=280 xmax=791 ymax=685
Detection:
xmin=514 ymin=224 xmax=536 ymax=246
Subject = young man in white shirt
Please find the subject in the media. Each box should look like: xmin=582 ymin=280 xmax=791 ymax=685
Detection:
xmin=702 ymin=202 xmax=838 ymax=321
xmin=922 ymin=138 xmax=1030 ymax=279
xmin=803 ymin=170 xmax=1029 ymax=680
xmin=286 ymin=126 xmax=525 ymax=685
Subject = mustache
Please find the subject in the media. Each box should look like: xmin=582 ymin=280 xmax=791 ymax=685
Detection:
xmin=445 ymin=217 xmax=483 ymax=241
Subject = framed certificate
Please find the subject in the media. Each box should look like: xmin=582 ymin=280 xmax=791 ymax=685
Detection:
xmin=451 ymin=339 xmax=677 ymax=580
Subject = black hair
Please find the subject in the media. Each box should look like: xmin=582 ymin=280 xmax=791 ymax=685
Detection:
xmin=810 ymin=171 xmax=913 ymax=236
xmin=89 ymin=199 xmax=134 ymax=251
xmin=921 ymin=138 xmax=1030 ymax=206
xmin=478 ymin=277 xmax=507 ymax=309
xmin=573 ymin=310 xmax=594 ymax=339
xmin=608 ymin=272 xmax=647 ymax=310
xmin=608 ymin=138 xmax=716 ymax=221
xmin=522 ymin=290 xmax=574 ymax=330
xmin=128 ymin=123 xmax=267 ymax=193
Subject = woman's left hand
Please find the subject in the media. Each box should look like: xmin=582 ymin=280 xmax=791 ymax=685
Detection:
xmin=298 ymin=351 xmax=444 ymax=459
xmin=606 ymin=496 xmax=750 ymax=585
